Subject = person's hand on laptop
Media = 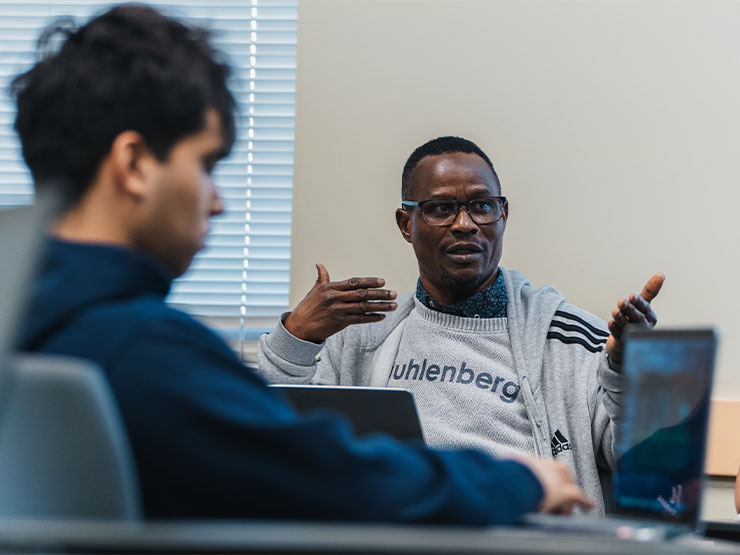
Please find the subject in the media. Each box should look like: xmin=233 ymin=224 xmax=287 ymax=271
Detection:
xmin=605 ymin=272 xmax=665 ymax=364
xmin=515 ymin=456 xmax=594 ymax=514
xmin=284 ymin=264 xmax=398 ymax=343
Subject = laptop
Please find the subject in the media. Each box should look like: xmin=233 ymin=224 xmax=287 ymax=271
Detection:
xmin=270 ymin=384 xmax=425 ymax=443
xmin=525 ymin=327 xmax=718 ymax=541
xmin=702 ymin=519 xmax=740 ymax=543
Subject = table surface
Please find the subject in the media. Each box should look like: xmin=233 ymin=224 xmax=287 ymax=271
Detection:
xmin=0 ymin=518 xmax=738 ymax=554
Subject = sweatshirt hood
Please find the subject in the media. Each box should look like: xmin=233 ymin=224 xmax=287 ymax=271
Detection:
xmin=17 ymin=239 xmax=173 ymax=351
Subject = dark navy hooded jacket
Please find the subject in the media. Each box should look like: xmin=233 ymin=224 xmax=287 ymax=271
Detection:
xmin=17 ymin=239 xmax=543 ymax=523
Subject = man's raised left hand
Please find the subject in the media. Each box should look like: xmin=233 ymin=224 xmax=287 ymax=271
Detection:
xmin=605 ymin=273 xmax=665 ymax=364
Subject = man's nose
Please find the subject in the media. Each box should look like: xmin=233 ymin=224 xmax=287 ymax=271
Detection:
xmin=449 ymin=205 xmax=478 ymax=232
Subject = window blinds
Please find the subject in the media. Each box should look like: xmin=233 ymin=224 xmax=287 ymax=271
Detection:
xmin=0 ymin=1 xmax=297 ymax=346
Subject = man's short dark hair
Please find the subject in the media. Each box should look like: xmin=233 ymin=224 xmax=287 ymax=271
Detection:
xmin=11 ymin=3 xmax=236 ymax=207
xmin=401 ymin=136 xmax=500 ymax=200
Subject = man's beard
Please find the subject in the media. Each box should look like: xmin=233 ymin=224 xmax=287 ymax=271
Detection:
xmin=440 ymin=271 xmax=489 ymax=302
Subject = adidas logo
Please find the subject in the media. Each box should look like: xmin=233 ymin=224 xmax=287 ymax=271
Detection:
xmin=551 ymin=429 xmax=572 ymax=456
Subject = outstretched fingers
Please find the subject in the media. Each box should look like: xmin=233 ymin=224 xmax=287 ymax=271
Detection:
xmin=285 ymin=264 xmax=399 ymax=343
xmin=315 ymin=263 xmax=331 ymax=285
xmin=328 ymin=275 xmax=398 ymax=311
xmin=605 ymin=273 xmax=664 ymax=363
xmin=333 ymin=275 xmax=387 ymax=291
xmin=640 ymin=272 xmax=665 ymax=303
xmin=615 ymin=297 xmax=652 ymax=326
xmin=343 ymin=312 xmax=390 ymax=325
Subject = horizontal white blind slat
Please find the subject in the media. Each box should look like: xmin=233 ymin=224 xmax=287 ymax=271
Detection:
xmin=0 ymin=0 xmax=297 ymax=345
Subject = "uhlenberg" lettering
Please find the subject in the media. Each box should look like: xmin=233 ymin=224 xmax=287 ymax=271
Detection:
xmin=390 ymin=359 xmax=520 ymax=403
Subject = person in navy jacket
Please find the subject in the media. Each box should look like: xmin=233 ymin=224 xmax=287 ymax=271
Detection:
xmin=12 ymin=3 xmax=590 ymax=523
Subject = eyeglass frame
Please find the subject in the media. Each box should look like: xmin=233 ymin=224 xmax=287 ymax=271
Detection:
xmin=400 ymin=196 xmax=508 ymax=227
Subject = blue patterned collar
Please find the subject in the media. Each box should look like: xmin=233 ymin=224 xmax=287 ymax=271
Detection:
xmin=415 ymin=271 xmax=507 ymax=318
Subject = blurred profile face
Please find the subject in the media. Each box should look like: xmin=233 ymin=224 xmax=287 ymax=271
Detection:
xmin=396 ymin=152 xmax=507 ymax=305
xmin=135 ymin=109 xmax=226 ymax=276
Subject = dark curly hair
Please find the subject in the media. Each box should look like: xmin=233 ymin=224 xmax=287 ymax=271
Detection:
xmin=401 ymin=136 xmax=500 ymax=200
xmin=11 ymin=3 xmax=236 ymax=207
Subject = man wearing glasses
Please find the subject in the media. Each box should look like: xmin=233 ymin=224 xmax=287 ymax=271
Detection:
xmin=258 ymin=136 xmax=664 ymax=514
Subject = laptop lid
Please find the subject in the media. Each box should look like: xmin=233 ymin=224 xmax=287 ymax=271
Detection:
xmin=270 ymin=385 xmax=425 ymax=443
xmin=613 ymin=327 xmax=717 ymax=528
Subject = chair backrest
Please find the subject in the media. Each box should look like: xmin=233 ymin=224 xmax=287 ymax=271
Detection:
xmin=0 ymin=353 xmax=141 ymax=520
xmin=0 ymin=199 xmax=54 ymax=399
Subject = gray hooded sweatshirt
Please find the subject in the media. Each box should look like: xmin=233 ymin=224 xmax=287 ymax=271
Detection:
xmin=258 ymin=268 xmax=624 ymax=514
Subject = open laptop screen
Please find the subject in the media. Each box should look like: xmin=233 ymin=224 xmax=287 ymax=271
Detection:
xmin=614 ymin=328 xmax=717 ymax=525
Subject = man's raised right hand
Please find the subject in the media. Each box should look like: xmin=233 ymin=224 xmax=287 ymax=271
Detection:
xmin=283 ymin=264 xmax=398 ymax=343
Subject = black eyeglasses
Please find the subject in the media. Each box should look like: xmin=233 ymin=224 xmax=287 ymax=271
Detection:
xmin=401 ymin=196 xmax=507 ymax=227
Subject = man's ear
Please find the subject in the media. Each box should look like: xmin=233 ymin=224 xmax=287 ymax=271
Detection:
xmin=395 ymin=208 xmax=412 ymax=243
xmin=108 ymin=131 xmax=156 ymax=200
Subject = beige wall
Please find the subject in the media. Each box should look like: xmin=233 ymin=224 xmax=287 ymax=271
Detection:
xmin=292 ymin=0 xmax=740 ymax=402
xmin=291 ymin=0 xmax=740 ymax=519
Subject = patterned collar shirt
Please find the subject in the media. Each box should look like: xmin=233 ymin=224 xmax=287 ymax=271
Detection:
xmin=414 ymin=271 xmax=508 ymax=319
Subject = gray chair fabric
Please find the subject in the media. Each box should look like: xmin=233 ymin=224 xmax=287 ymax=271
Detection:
xmin=0 ymin=353 xmax=141 ymax=520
